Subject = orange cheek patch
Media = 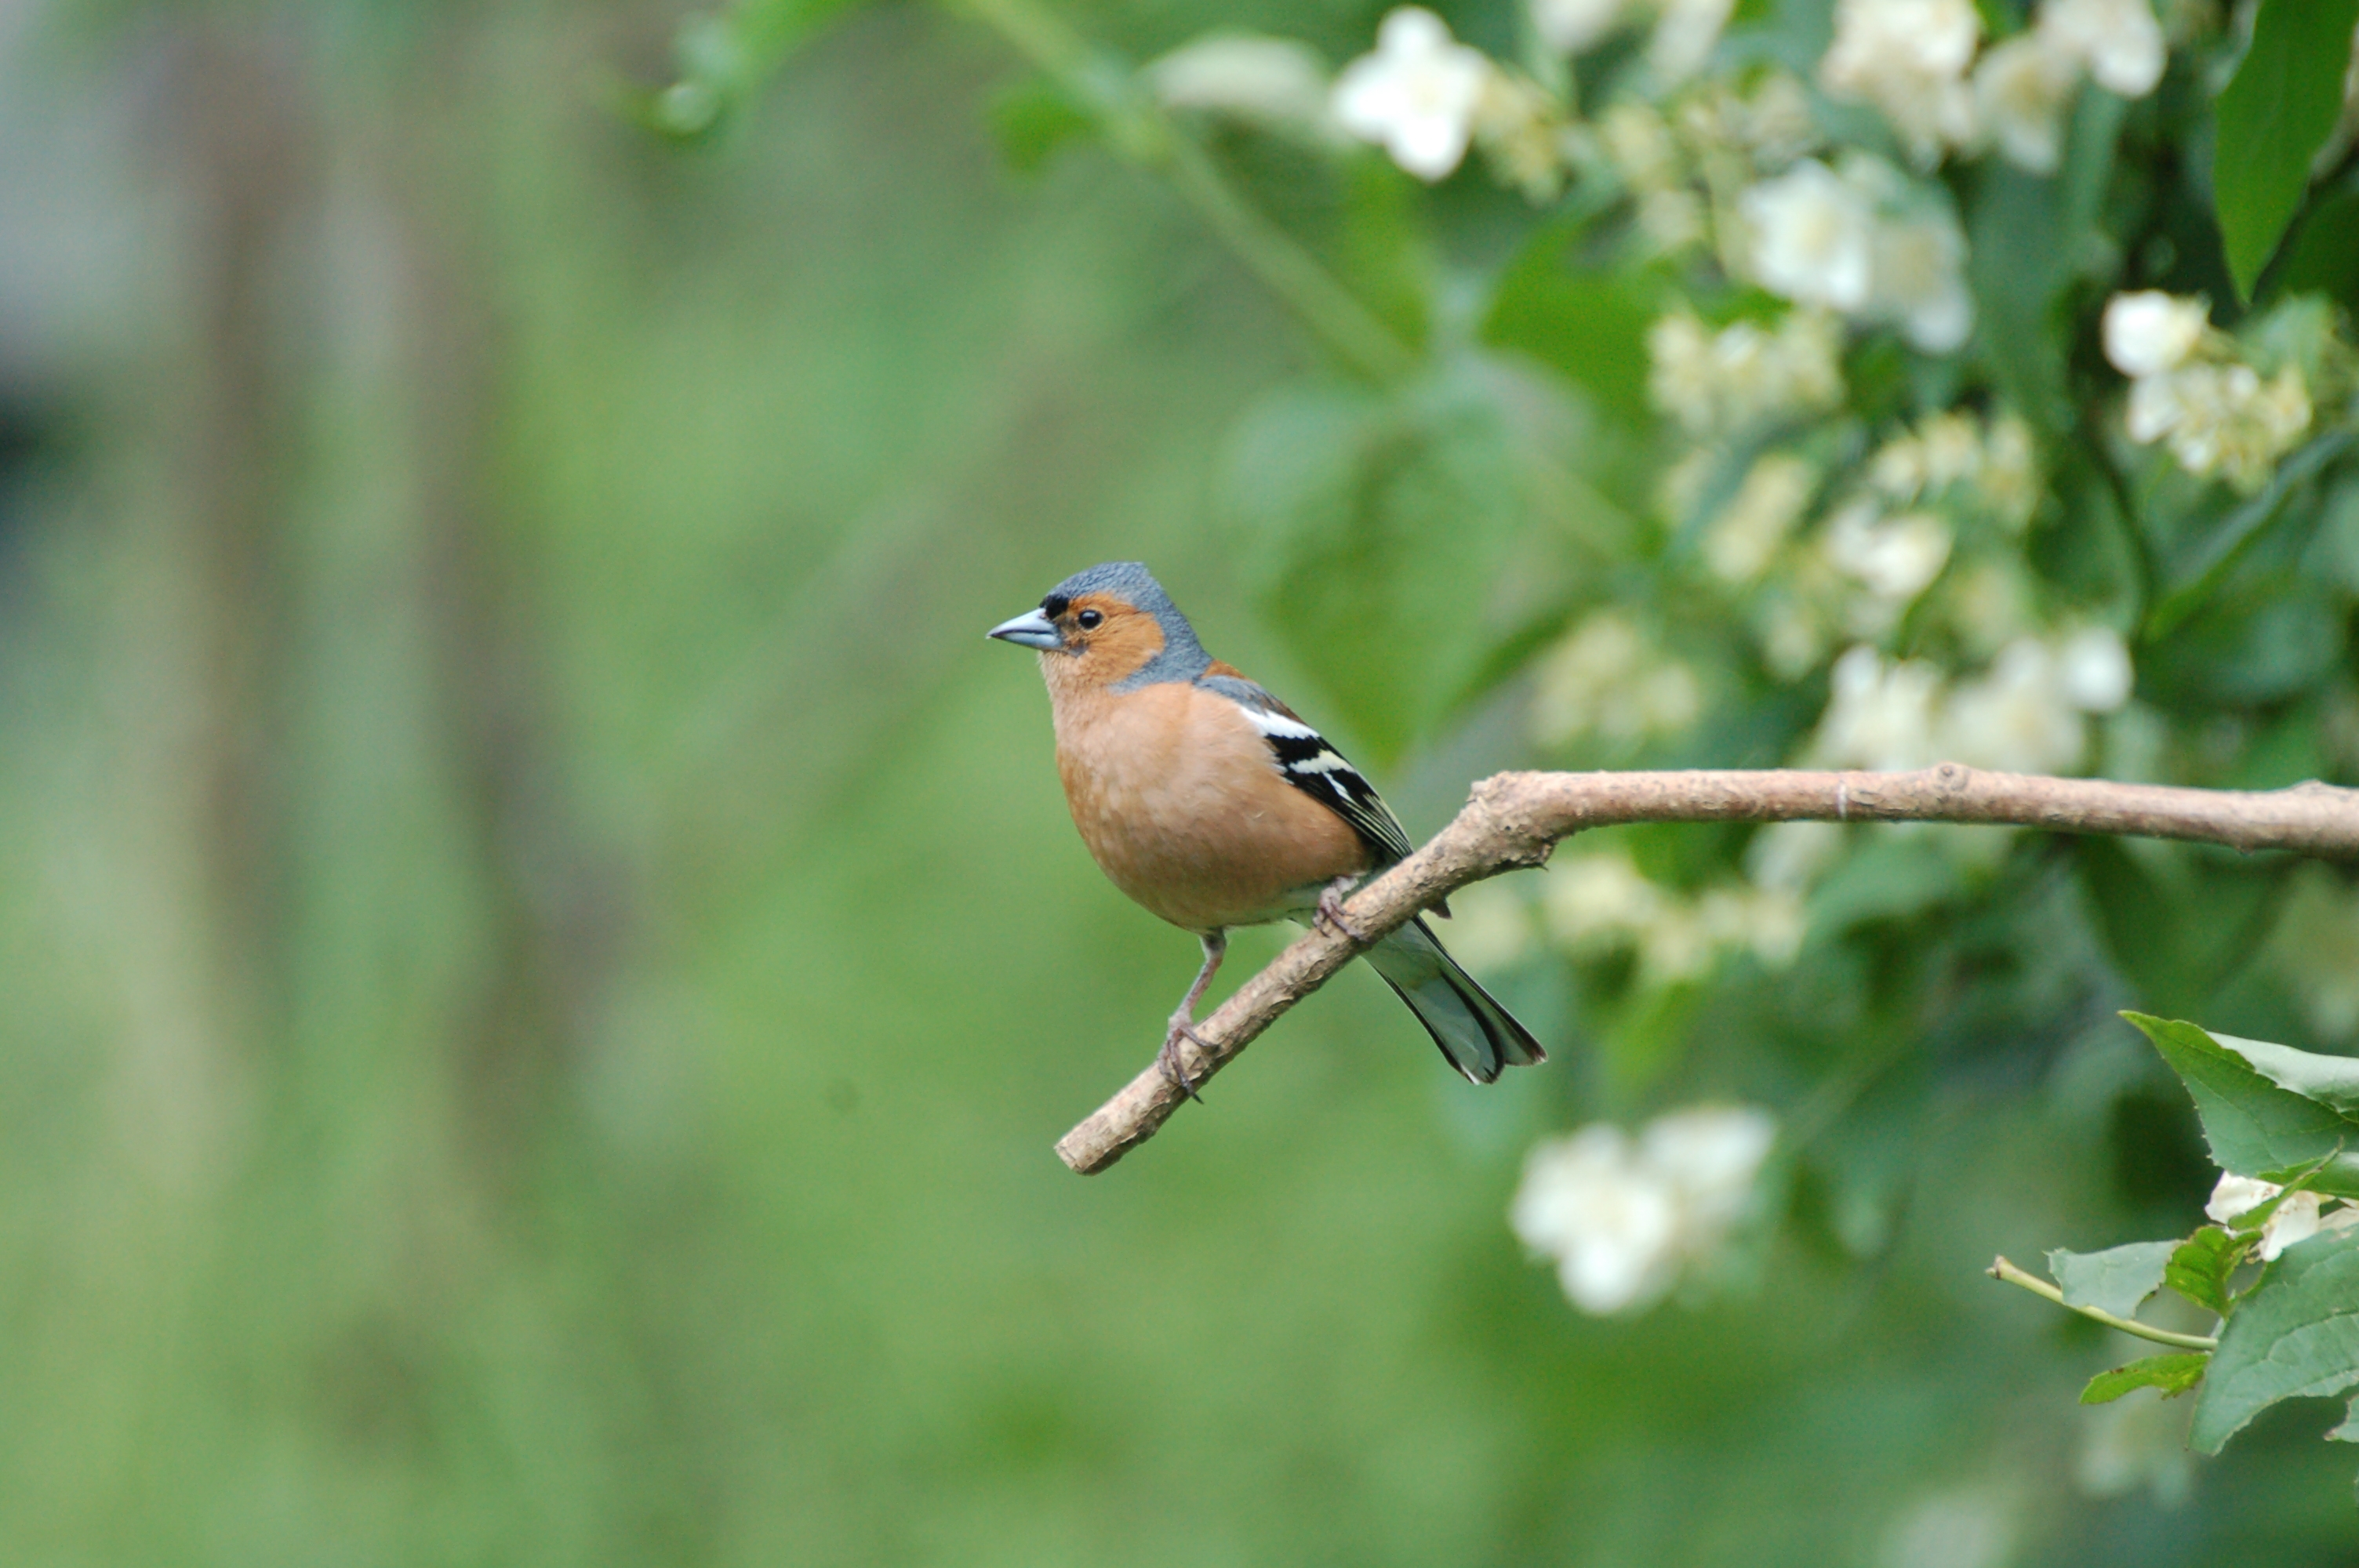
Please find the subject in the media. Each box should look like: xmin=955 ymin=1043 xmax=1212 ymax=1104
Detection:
xmin=1073 ymin=599 xmax=1165 ymax=684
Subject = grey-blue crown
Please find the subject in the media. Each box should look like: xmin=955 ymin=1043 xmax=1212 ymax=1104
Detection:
xmin=1041 ymin=561 xmax=1210 ymax=688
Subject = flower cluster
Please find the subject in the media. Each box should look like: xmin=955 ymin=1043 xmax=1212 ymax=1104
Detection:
xmin=1647 ymin=309 xmax=1845 ymax=437
xmin=2205 ymin=1172 xmax=2359 ymax=1262
xmin=1527 ymin=612 xmax=1703 ymax=750
xmin=1326 ymin=9 xmax=1574 ymax=193
xmin=2103 ymin=290 xmax=2316 ymax=492
xmin=1822 ymin=0 xmax=2165 ymax=173
xmin=1737 ymin=154 xmax=1970 ymax=350
xmin=1811 ymin=632 xmax=2131 ymax=775
xmin=1510 ymin=1105 xmax=1777 ymax=1312
xmin=1666 ymin=400 xmax=2044 ymax=674
xmin=1540 ymin=850 xmax=1805 ymax=982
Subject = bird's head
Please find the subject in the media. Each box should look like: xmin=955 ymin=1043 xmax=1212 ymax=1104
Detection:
xmin=987 ymin=562 xmax=1209 ymax=691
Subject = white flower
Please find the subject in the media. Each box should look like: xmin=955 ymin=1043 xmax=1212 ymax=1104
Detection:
xmin=1696 ymin=884 xmax=1807 ymax=966
xmin=1649 ymin=0 xmax=1736 ymax=80
xmin=1533 ymin=0 xmax=1631 ymax=54
xmin=1511 ymin=1125 xmax=1683 ymax=1312
xmin=2103 ymin=291 xmax=2208 ymax=377
xmin=1148 ymin=34 xmax=1337 ymax=136
xmin=1513 ymin=1105 xmax=1779 ymax=1314
xmin=1641 ymin=1105 xmax=1779 ymax=1229
xmin=1443 ymin=881 xmax=1536 ymax=970
xmin=1600 ymin=100 xmax=1681 ymax=190
xmin=1333 ymin=9 xmax=1494 ymax=180
xmin=1820 ymin=0 xmax=1981 ymax=165
xmin=2057 ymin=626 xmax=2133 ymax=712
xmin=2205 ymin=1172 xmax=2280 ymax=1225
xmin=1636 ymin=187 xmax=1709 ymax=250
xmin=1740 ymin=159 xmax=1877 ymax=311
xmin=1950 ymin=561 xmax=2033 ymax=654
xmin=2125 ymin=361 xmax=2312 ymax=489
xmin=1824 ymin=500 xmax=1954 ymax=601
xmin=1816 ymin=644 xmax=1944 ymax=771
xmin=1979 ymin=412 xmax=2040 ymax=527
xmin=2040 ymin=0 xmax=2166 ymax=98
xmin=2202 ymin=1174 xmax=2358 ymax=1261
xmin=1543 ymin=851 xmax=1663 ymax=948
xmin=1748 ymin=818 xmax=1844 ymax=891
xmin=1474 ymin=71 xmax=1578 ymax=201
xmin=1870 ymin=205 xmax=1974 ymax=351
xmin=1974 ymin=32 xmax=2081 ymax=174
xmin=1740 ymin=158 xmax=1972 ymax=348
xmin=1706 ymin=452 xmax=1817 ymax=582
xmin=1940 ymin=638 xmax=2084 ymax=774
xmin=2259 ymin=1191 xmax=2324 ymax=1260
xmin=1528 ymin=613 xmax=1701 ymax=746
xmin=1919 ymin=411 xmax=1984 ymax=488
xmin=1646 ymin=309 xmax=1846 ymax=434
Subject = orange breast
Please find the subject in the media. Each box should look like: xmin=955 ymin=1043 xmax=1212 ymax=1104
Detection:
xmin=1050 ymin=682 xmax=1372 ymax=933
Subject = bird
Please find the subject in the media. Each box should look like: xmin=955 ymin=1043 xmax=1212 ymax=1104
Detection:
xmin=987 ymin=561 xmax=1545 ymax=1094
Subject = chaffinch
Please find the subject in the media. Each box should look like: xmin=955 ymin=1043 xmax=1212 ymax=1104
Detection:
xmin=989 ymin=561 xmax=1545 ymax=1094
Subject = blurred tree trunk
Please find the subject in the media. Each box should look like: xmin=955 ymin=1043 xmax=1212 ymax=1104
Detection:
xmin=172 ymin=25 xmax=314 ymax=1053
xmin=392 ymin=45 xmax=631 ymax=1181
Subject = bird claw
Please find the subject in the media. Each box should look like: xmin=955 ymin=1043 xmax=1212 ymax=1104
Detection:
xmin=1159 ymin=1014 xmax=1212 ymax=1103
xmin=1314 ymin=880 xmax=1370 ymax=945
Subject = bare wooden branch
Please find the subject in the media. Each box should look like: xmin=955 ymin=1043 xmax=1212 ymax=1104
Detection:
xmin=1055 ymin=764 xmax=2359 ymax=1174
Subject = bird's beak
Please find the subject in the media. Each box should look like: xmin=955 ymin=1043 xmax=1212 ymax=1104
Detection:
xmin=987 ymin=608 xmax=1062 ymax=650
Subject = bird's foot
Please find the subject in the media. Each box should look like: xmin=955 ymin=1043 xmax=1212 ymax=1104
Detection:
xmin=1314 ymin=878 xmax=1370 ymax=945
xmin=1158 ymin=1014 xmax=1212 ymax=1103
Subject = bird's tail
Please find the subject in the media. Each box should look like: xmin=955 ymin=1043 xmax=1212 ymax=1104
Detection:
xmin=1361 ymin=916 xmax=1547 ymax=1084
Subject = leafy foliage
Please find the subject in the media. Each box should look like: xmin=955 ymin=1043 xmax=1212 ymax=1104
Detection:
xmin=2028 ymin=1018 xmax=2359 ymax=1487
xmin=2194 ymin=1227 xmax=2359 ymax=1452
xmin=2212 ymin=0 xmax=2359 ymax=299
xmin=2082 ymin=1353 xmax=2209 ymax=1405
xmin=2048 ymin=1240 xmax=2177 ymax=1319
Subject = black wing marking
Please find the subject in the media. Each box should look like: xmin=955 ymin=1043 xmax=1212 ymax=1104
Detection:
xmin=1198 ymin=674 xmax=1416 ymax=866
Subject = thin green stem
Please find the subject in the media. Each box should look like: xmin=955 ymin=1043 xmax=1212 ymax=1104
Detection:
xmin=1987 ymin=1255 xmax=2219 ymax=1351
xmin=945 ymin=0 xmax=1418 ymax=383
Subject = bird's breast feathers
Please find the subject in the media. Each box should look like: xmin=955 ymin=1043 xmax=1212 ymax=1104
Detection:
xmin=1051 ymin=680 xmax=1372 ymax=932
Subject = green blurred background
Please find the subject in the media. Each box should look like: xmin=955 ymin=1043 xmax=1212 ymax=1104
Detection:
xmin=0 ymin=1 xmax=2354 ymax=1563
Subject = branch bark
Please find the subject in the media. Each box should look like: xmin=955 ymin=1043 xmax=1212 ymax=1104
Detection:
xmin=1056 ymin=764 xmax=2359 ymax=1174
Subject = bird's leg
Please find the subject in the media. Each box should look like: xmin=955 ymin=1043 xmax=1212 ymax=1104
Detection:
xmin=1314 ymin=874 xmax=1371 ymax=945
xmin=1158 ymin=931 xmax=1227 ymax=1102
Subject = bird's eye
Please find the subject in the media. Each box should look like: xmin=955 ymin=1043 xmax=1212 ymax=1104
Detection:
xmin=1076 ymin=608 xmax=1103 ymax=630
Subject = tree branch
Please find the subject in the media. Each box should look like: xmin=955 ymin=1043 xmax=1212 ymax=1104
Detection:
xmin=1056 ymin=764 xmax=2359 ymax=1174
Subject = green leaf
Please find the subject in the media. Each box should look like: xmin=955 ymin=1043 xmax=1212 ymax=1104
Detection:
xmin=1967 ymin=87 xmax=2125 ymax=430
xmin=1481 ymin=224 xmax=1659 ymax=423
xmin=2191 ymin=1225 xmax=2359 ymax=1453
xmin=2144 ymin=430 xmax=2357 ymax=639
xmin=2212 ymin=0 xmax=2359 ymax=299
xmin=2329 ymin=1391 xmax=2359 ymax=1441
xmin=1217 ymin=362 xmax=1545 ymax=762
xmin=2211 ymin=1030 xmax=2359 ymax=1120
xmin=2270 ymin=184 xmax=2359 ymax=311
xmin=651 ymin=0 xmax=872 ymax=138
xmin=2121 ymin=1014 xmax=2359 ymax=1196
xmin=989 ymin=77 xmax=1096 ymax=176
xmin=2048 ymin=1241 xmax=2179 ymax=1319
xmin=2080 ymin=844 xmax=2288 ymax=1015
xmin=2165 ymin=1226 xmax=2247 ymax=1316
xmin=2081 ymin=1352 xmax=2211 ymax=1405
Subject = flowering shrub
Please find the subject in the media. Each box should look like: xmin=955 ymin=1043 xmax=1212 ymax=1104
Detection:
xmin=659 ymin=0 xmax=2359 ymax=1514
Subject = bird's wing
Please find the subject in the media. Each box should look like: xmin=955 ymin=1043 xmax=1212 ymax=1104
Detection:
xmin=1197 ymin=672 xmax=1416 ymax=866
